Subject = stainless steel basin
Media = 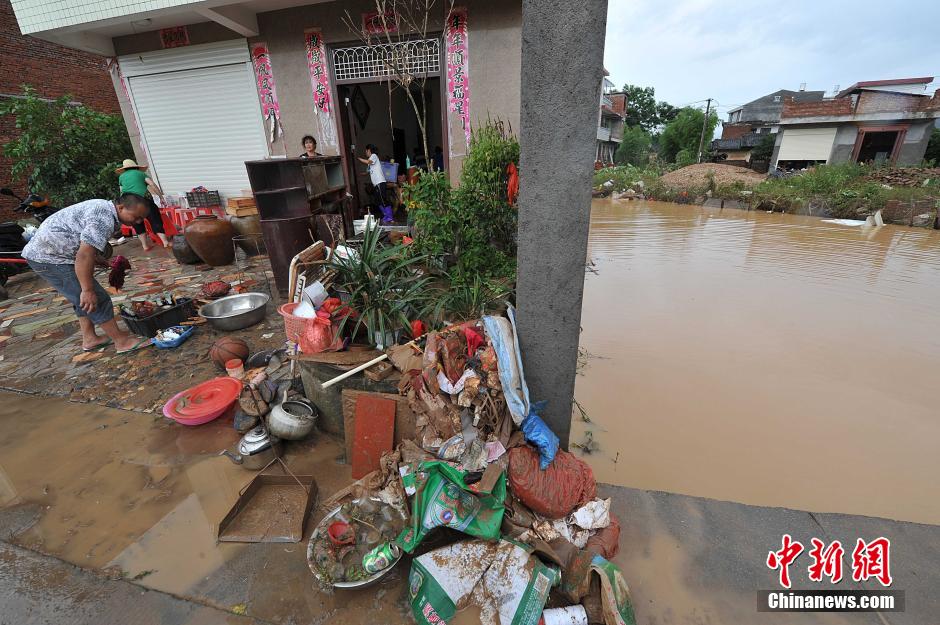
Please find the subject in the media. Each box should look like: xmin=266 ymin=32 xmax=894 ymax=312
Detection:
xmin=199 ymin=292 xmax=270 ymax=331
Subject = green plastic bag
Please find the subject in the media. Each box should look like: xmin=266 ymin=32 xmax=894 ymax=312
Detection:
xmin=395 ymin=461 xmax=506 ymax=553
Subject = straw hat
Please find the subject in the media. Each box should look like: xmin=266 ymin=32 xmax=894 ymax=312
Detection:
xmin=115 ymin=158 xmax=147 ymax=173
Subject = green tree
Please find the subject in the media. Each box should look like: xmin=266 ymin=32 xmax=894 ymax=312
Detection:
xmin=619 ymin=84 xmax=678 ymax=132
xmin=0 ymin=86 xmax=132 ymax=206
xmin=925 ymin=127 xmax=940 ymax=164
xmin=751 ymin=133 xmax=777 ymax=162
xmin=659 ymin=107 xmax=719 ymax=164
xmin=615 ymin=126 xmax=651 ymax=167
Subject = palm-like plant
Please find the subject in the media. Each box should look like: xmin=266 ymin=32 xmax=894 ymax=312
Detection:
xmin=328 ymin=225 xmax=433 ymax=347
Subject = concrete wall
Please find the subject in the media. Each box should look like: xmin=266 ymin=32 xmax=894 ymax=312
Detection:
xmin=829 ymin=124 xmax=858 ymax=163
xmin=112 ymin=21 xmax=240 ymax=56
xmin=897 ymin=120 xmax=934 ymax=165
xmin=733 ymin=89 xmax=825 ymax=123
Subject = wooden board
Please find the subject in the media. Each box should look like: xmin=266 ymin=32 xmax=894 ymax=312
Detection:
xmin=291 ymin=348 xmax=384 ymax=367
xmin=350 ymin=395 xmax=396 ymax=479
xmin=342 ymin=389 xmax=417 ymax=465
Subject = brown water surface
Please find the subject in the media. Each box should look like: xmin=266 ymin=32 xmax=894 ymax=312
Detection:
xmin=575 ymin=200 xmax=940 ymax=525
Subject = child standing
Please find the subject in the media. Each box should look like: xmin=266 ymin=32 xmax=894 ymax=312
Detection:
xmin=357 ymin=144 xmax=393 ymax=223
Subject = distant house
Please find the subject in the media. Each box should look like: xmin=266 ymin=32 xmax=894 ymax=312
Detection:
xmin=596 ymin=75 xmax=626 ymax=166
xmin=772 ymin=77 xmax=940 ymax=170
xmin=712 ymin=88 xmax=825 ymax=165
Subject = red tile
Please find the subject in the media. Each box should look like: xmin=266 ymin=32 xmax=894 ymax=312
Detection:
xmin=350 ymin=395 xmax=396 ymax=479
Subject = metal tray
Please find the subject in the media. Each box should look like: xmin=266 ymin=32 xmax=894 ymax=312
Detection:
xmin=218 ymin=474 xmax=318 ymax=543
xmin=306 ymin=498 xmax=406 ymax=589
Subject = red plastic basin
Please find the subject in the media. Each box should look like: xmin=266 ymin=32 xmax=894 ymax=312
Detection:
xmin=163 ymin=377 xmax=243 ymax=426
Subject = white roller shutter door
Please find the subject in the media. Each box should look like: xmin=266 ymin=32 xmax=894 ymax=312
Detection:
xmin=777 ymin=128 xmax=837 ymax=162
xmin=120 ymin=41 xmax=268 ymax=199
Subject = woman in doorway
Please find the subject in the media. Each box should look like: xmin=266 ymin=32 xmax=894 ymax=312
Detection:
xmin=116 ymin=159 xmax=169 ymax=251
xmin=300 ymin=135 xmax=322 ymax=159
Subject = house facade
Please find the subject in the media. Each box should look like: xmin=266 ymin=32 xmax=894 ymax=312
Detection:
xmin=9 ymin=0 xmax=523 ymax=207
xmin=596 ymin=76 xmax=625 ymax=166
xmin=771 ymin=77 xmax=940 ymax=170
xmin=711 ymin=88 xmax=824 ymax=165
xmin=1 ymin=0 xmax=119 ymax=220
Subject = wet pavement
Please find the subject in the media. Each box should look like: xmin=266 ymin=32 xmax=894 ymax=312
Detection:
xmin=0 ymin=244 xmax=284 ymax=410
xmin=0 ymin=392 xmax=414 ymax=624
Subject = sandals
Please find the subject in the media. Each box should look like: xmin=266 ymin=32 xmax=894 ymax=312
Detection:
xmin=82 ymin=338 xmax=113 ymax=352
xmin=116 ymin=338 xmax=153 ymax=355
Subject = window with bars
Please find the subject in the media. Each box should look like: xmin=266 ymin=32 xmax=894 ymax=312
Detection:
xmin=332 ymin=39 xmax=441 ymax=83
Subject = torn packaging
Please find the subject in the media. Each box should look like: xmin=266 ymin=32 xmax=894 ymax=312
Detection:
xmin=395 ymin=461 xmax=506 ymax=553
xmin=409 ymin=539 xmax=560 ymax=625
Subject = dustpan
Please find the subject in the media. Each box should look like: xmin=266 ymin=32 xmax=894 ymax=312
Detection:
xmin=218 ymin=458 xmax=318 ymax=543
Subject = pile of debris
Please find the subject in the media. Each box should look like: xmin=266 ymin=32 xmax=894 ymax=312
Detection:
xmin=318 ymin=309 xmax=635 ymax=625
xmin=660 ymin=163 xmax=766 ymax=189
xmin=864 ymin=167 xmax=940 ymax=187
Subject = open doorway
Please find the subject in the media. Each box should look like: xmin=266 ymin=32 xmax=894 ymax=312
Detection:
xmin=853 ymin=127 xmax=906 ymax=165
xmin=337 ymin=78 xmax=444 ymax=219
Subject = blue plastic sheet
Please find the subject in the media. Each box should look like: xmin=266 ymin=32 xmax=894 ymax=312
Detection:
xmin=521 ymin=401 xmax=559 ymax=469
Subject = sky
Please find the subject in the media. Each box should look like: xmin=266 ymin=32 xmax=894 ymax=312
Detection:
xmin=603 ymin=0 xmax=940 ymax=124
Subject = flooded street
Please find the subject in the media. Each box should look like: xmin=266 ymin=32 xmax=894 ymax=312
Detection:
xmin=576 ymin=200 xmax=940 ymax=526
xmin=0 ymin=393 xmax=412 ymax=623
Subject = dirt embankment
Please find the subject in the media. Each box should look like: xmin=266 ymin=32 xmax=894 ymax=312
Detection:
xmin=660 ymin=163 xmax=766 ymax=189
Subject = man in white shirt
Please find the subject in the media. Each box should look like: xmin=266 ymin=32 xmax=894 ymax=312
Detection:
xmin=357 ymin=144 xmax=393 ymax=222
xmin=22 ymin=194 xmax=152 ymax=354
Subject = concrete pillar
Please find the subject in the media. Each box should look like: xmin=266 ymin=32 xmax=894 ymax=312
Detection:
xmin=515 ymin=0 xmax=608 ymax=449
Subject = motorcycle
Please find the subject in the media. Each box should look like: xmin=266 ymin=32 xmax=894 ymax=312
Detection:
xmin=0 ymin=188 xmax=59 ymax=300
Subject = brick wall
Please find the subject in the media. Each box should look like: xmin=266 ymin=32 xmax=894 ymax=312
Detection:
xmin=781 ymin=97 xmax=853 ymax=118
xmin=720 ymin=123 xmax=753 ymax=140
xmin=0 ymin=0 xmax=119 ymax=221
xmin=609 ymin=93 xmax=627 ymax=116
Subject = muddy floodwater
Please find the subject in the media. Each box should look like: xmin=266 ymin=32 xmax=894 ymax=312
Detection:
xmin=575 ymin=200 xmax=940 ymax=526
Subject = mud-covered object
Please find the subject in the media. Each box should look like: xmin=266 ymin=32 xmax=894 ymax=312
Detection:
xmin=233 ymin=409 xmax=259 ymax=433
xmin=585 ymin=512 xmax=621 ymax=560
xmin=408 ymin=538 xmax=560 ymax=625
xmin=508 ymin=446 xmax=596 ymax=519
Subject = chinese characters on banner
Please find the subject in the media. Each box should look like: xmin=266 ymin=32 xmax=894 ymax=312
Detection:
xmin=303 ymin=29 xmax=338 ymax=152
xmin=251 ymin=43 xmax=282 ymax=143
xmin=160 ymin=26 xmax=189 ymax=49
xmin=767 ymin=535 xmax=892 ymax=589
xmin=362 ymin=9 xmax=398 ymax=35
xmin=446 ymin=7 xmax=471 ymax=156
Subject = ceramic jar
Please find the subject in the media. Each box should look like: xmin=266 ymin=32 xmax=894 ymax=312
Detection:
xmin=171 ymin=234 xmax=202 ymax=264
xmin=229 ymin=214 xmax=264 ymax=256
xmin=184 ymin=215 xmax=235 ymax=266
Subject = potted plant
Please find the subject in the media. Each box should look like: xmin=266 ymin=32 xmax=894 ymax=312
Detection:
xmin=328 ymin=224 xmax=432 ymax=349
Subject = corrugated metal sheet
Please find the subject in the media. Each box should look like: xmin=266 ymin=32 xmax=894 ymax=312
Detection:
xmin=777 ymin=128 xmax=837 ymax=162
xmin=126 ymin=58 xmax=268 ymax=198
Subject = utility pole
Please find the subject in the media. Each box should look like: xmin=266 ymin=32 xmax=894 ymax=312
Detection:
xmin=696 ymin=97 xmax=713 ymax=163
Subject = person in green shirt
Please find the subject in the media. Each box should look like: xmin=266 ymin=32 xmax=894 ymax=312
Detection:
xmin=116 ymin=159 xmax=169 ymax=250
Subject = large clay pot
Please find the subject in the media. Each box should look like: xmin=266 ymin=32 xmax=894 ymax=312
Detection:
xmin=171 ymin=235 xmax=202 ymax=264
xmin=229 ymin=214 xmax=265 ymax=256
xmin=184 ymin=215 xmax=235 ymax=266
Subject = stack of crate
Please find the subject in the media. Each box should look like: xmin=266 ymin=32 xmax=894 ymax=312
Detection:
xmin=226 ymin=196 xmax=258 ymax=217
